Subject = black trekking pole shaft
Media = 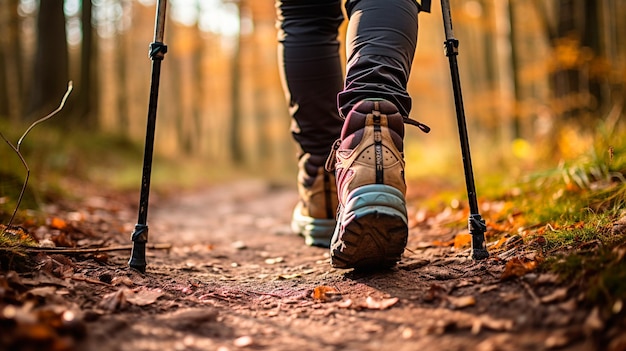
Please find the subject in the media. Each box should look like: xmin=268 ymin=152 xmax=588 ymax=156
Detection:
xmin=440 ymin=0 xmax=488 ymax=260
xmin=129 ymin=0 xmax=168 ymax=273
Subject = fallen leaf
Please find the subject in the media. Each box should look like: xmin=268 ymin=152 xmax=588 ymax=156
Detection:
xmin=231 ymin=241 xmax=247 ymax=250
xmin=454 ymin=233 xmax=472 ymax=249
xmin=490 ymin=236 xmax=508 ymax=250
xmin=111 ymin=276 xmax=134 ymax=287
xmin=613 ymin=299 xmax=623 ymax=314
xmin=99 ymin=289 xmax=127 ymax=312
xmin=277 ymin=273 xmax=301 ymax=280
xmin=234 ymin=336 xmax=253 ymax=347
xmin=264 ymin=257 xmax=284 ymax=265
xmin=557 ymin=299 xmax=578 ymax=313
xmin=401 ymin=327 xmax=414 ymax=339
xmin=447 ymin=295 xmax=476 ymax=309
xmin=362 ymin=296 xmax=398 ymax=310
xmin=545 ymin=332 xmax=571 ymax=349
xmin=312 ymin=286 xmax=341 ymax=302
xmin=540 ymin=287 xmax=569 ymax=304
xmin=50 ymin=232 xmax=74 ymax=247
xmin=49 ymin=217 xmax=67 ymax=230
xmin=499 ymin=292 xmax=521 ymax=302
xmin=126 ymin=287 xmax=164 ymax=306
xmin=423 ymin=283 xmax=447 ymax=302
xmin=27 ymin=286 xmax=57 ymax=297
xmin=583 ymin=307 xmax=604 ymax=334
xmin=337 ymin=299 xmax=353 ymax=308
xmin=535 ymin=273 xmax=560 ymax=285
xmin=479 ymin=285 xmax=499 ymax=294
xmin=92 ymin=253 xmax=109 ymax=263
xmin=432 ymin=239 xmax=455 ymax=247
xmin=500 ymin=257 xmax=537 ymax=280
xmin=471 ymin=315 xmax=514 ymax=334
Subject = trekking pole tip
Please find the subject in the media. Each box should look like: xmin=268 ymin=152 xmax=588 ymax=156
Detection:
xmin=129 ymin=242 xmax=147 ymax=273
xmin=129 ymin=224 xmax=148 ymax=273
xmin=469 ymin=214 xmax=490 ymax=260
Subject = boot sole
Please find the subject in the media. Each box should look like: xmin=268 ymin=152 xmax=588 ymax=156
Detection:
xmin=291 ymin=209 xmax=336 ymax=248
xmin=330 ymin=184 xmax=408 ymax=269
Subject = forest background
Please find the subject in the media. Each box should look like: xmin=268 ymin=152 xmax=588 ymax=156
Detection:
xmin=1 ymin=0 xmax=625 ymax=194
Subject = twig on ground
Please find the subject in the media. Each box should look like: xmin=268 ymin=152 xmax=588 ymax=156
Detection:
xmin=21 ymin=243 xmax=172 ymax=254
xmin=71 ymin=275 xmax=114 ymax=287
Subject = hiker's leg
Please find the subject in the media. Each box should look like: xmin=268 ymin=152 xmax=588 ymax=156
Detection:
xmin=276 ymin=0 xmax=345 ymax=160
xmin=277 ymin=0 xmax=344 ymax=247
xmin=339 ymin=0 xmax=419 ymax=118
xmin=330 ymin=0 xmax=421 ymax=268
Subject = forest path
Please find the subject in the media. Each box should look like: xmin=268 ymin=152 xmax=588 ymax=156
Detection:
xmin=2 ymin=180 xmax=596 ymax=351
xmin=80 ymin=179 xmax=593 ymax=351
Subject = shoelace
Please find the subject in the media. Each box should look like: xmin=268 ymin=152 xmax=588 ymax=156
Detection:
xmin=325 ymin=116 xmax=430 ymax=172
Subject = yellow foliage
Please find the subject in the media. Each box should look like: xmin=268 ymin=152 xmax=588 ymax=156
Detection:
xmin=512 ymin=138 xmax=532 ymax=160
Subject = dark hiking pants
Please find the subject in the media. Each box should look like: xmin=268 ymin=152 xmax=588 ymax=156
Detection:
xmin=276 ymin=0 xmax=420 ymax=165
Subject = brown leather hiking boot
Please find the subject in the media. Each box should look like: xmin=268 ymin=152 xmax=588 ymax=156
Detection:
xmin=327 ymin=99 xmax=409 ymax=269
xmin=291 ymin=153 xmax=338 ymax=247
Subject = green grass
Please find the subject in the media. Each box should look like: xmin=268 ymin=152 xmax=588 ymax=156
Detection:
xmin=498 ymin=124 xmax=626 ymax=308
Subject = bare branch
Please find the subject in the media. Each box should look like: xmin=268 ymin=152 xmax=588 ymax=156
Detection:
xmin=1 ymin=81 xmax=73 ymax=234
xmin=17 ymin=81 xmax=73 ymax=151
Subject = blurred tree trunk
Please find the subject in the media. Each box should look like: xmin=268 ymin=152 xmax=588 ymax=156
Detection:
xmin=0 ymin=0 xmax=23 ymax=123
xmin=534 ymin=0 xmax=605 ymax=122
xmin=28 ymin=0 xmax=69 ymax=119
xmin=117 ymin=26 xmax=130 ymax=135
xmin=76 ymin=0 xmax=99 ymax=128
xmin=507 ymin=0 xmax=522 ymax=138
xmin=229 ymin=1 xmax=244 ymax=164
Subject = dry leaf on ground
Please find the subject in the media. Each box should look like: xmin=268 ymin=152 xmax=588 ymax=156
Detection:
xmin=471 ymin=315 xmax=514 ymax=334
xmin=99 ymin=289 xmax=127 ymax=312
xmin=362 ymin=296 xmax=399 ymax=310
xmin=540 ymin=287 xmax=569 ymax=304
xmin=447 ymin=295 xmax=476 ymax=309
xmin=501 ymin=257 xmax=537 ymax=280
xmin=126 ymin=287 xmax=165 ymax=306
xmin=454 ymin=234 xmax=472 ymax=249
xmin=311 ymin=286 xmax=341 ymax=302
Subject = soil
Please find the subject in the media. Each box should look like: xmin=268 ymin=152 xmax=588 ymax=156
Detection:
xmin=1 ymin=179 xmax=623 ymax=351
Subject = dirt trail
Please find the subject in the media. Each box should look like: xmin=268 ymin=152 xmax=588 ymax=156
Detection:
xmin=2 ymin=180 xmax=603 ymax=351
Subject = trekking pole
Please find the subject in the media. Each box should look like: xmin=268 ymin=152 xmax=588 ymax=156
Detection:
xmin=129 ymin=0 xmax=168 ymax=273
xmin=440 ymin=0 xmax=489 ymax=260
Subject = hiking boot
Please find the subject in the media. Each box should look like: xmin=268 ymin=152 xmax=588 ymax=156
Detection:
xmin=327 ymin=99 xmax=409 ymax=269
xmin=291 ymin=154 xmax=338 ymax=247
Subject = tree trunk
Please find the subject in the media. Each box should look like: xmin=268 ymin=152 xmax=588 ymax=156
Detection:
xmin=229 ymin=1 xmax=244 ymax=165
xmin=77 ymin=0 xmax=99 ymax=128
xmin=0 ymin=0 xmax=23 ymax=123
xmin=28 ymin=0 xmax=69 ymax=119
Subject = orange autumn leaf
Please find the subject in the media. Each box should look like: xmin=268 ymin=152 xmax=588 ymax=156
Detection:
xmin=49 ymin=217 xmax=68 ymax=230
xmin=491 ymin=236 xmax=508 ymax=250
xmin=433 ymin=239 xmax=455 ymax=247
xmin=312 ymin=286 xmax=341 ymax=302
xmin=501 ymin=257 xmax=537 ymax=280
xmin=485 ymin=220 xmax=510 ymax=233
xmin=454 ymin=233 xmax=472 ymax=249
